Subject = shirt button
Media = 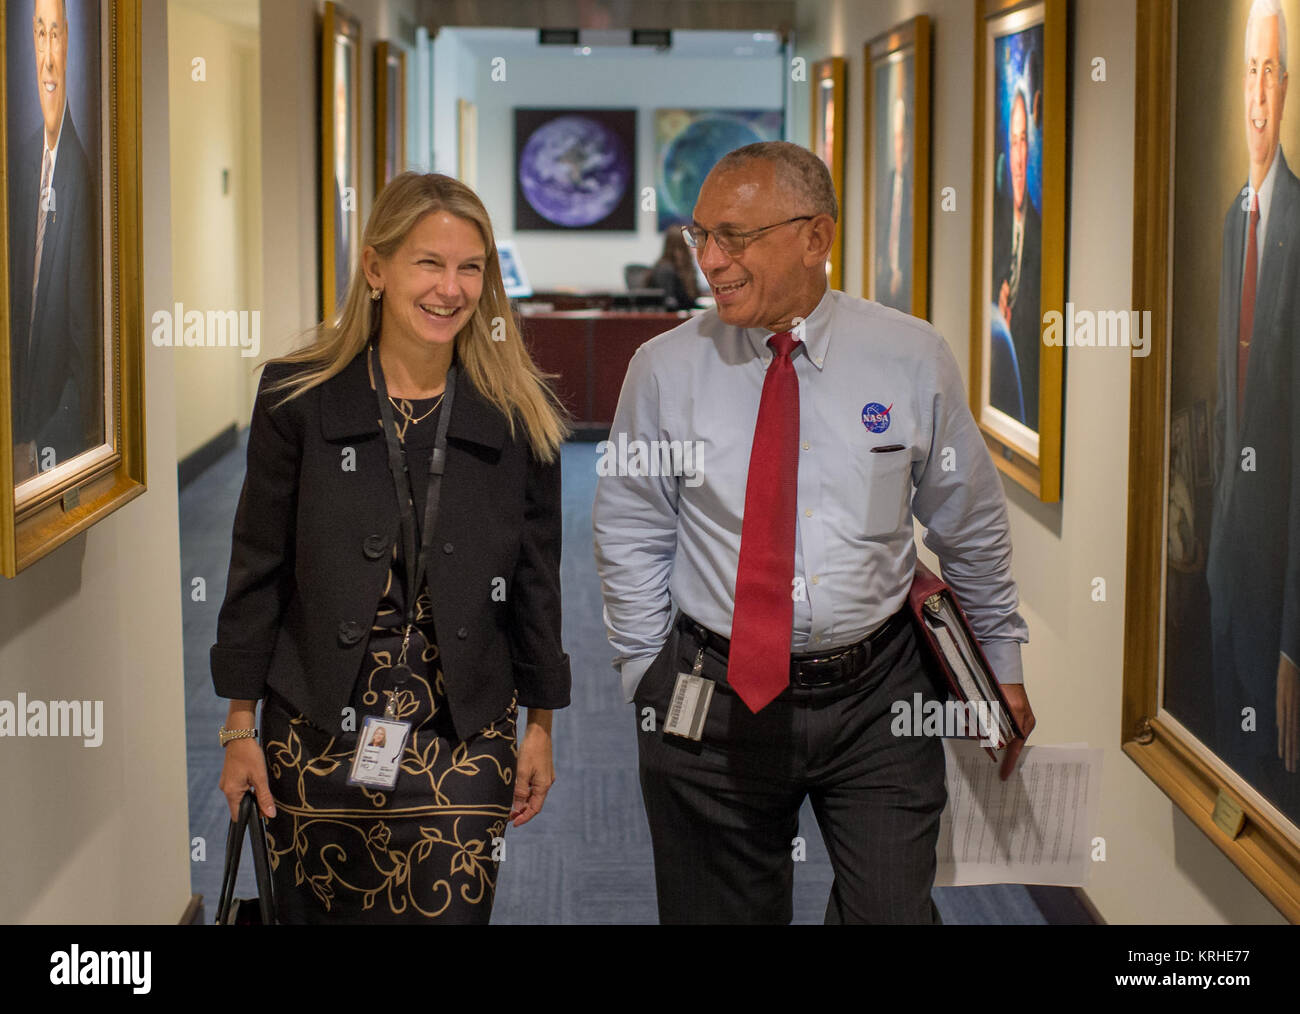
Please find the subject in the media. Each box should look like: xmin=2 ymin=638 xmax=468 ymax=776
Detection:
xmin=362 ymin=534 xmax=388 ymax=560
xmin=456 ymin=627 xmax=469 ymax=639
xmin=337 ymin=620 xmax=364 ymax=646
xmin=801 ymin=441 xmax=810 ymax=450
xmin=811 ymin=576 xmax=820 ymax=585
xmin=804 ymin=509 xmax=813 ymax=517
xmin=443 ymin=542 xmax=454 ymax=554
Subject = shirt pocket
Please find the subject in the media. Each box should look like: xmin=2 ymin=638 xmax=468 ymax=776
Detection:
xmin=862 ymin=448 xmax=912 ymax=537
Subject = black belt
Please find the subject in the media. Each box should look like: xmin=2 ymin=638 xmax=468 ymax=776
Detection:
xmin=675 ymin=609 xmax=908 ymax=688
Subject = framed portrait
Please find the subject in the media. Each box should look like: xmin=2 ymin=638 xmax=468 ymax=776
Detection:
xmin=320 ymin=1 xmax=361 ymax=320
xmin=863 ymin=16 xmax=932 ymax=318
xmin=514 ymin=108 xmax=636 ymax=231
xmin=810 ymin=56 xmax=846 ymax=290
xmin=1126 ymin=0 xmax=1300 ymax=920
xmin=1 ymin=0 xmax=144 ymax=578
xmin=969 ymin=0 xmax=1067 ymax=502
xmin=374 ymin=40 xmax=405 ymax=196
xmin=653 ymin=108 xmax=784 ymax=231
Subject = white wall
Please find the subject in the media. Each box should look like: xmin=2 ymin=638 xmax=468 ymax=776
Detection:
xmin=168 ymin=2 xmax=261 ymax=459
xmin=0 ymin=0 xmax=191 ymax=923
xmin=794 ymin=0 xmax=1286 ymax=924
xmin=469 ymin=47 xmax=785 ymax=290
xmin=432 ymin=27 xmax=477 ymax=178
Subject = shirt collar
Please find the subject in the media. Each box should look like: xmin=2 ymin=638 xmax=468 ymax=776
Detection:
xmin=743 ymin=285 xmax=834 ymax=371
xmin=1255 ymin=144 xmax=1282 ymax=221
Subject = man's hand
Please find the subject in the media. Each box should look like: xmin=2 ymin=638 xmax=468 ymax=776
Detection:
xmin=1277 ymin=654 xmax=1299 ymax=773
xmin=998 ymin=279 xmax=1012 ymax=329
xmin=998 ymin=683 xmax=1036 ymax=781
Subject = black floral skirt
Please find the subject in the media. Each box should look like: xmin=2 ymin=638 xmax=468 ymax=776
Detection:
xmin=260 ymin=619 xmax=518 ymax=924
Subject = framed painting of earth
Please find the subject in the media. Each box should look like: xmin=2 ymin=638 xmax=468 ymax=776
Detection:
xmin=653 ymin=109 xmax=783 ymax=231
xmin=514 ymin=107 xmax=637 ymax=232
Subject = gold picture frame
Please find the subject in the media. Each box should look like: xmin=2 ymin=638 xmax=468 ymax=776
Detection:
xmin=320 ymin=1 xmax=361 ymax=320
xmin=0 ymin=0 xmax=145 ymax=577
xmin=863 ymin=16 xmax=932 ymax=319
xmin=374 ymin=40 xmax=406 ymax=197
xmin=1125 ymin=0 xmax=1300 ymax=922
xmin=811 ymin=56 xmax=846 ymax=290
xmin=969 ymin=0 xmax=1066 ymax=502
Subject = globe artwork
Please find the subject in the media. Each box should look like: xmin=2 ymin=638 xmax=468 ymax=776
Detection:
xmin=517 ymin=114 xmax=633 ymax=228
xmin=655 ymin=110 xmax=784 ymax=229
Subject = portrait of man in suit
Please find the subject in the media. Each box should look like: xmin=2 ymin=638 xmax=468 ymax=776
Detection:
xmin=873 ymin=57 xmax=913 ymax=313
xmin=988 ymin=44 xmax=1042 ymax=433
xmin=1206 ymin=0 xmax=1300 ymax=817
xmin=8 ymin=0 xmax=101 ymax=485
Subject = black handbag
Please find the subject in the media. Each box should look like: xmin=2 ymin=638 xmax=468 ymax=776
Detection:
xmin=215 ymin=789 xmax=277 ymax=925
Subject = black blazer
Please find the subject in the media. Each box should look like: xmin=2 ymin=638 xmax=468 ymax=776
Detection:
xmin=8 ymin=104 xmax=98 ymax=460
xmin=210 ymin=347 xmax=571 ymax=740
xmin=1207 ymin=148 xmax=1300 ymax=694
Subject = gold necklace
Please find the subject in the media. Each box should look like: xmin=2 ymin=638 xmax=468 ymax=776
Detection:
xmin=389 ymin=391 xmax=444 ymax=426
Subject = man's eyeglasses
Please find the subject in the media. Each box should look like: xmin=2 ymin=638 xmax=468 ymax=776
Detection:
xmin=681 ymin=216 xmax=814 ymax=256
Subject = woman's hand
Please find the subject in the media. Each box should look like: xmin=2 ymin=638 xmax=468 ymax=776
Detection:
xmin=218 ymin=701 xmax=276 ymax=820
xmin=511 ymin=709 xmax=554 ymax=827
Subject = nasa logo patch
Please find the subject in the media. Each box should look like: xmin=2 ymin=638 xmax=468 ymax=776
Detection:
xmin=861 ymin=402 xmax=892 ymax=434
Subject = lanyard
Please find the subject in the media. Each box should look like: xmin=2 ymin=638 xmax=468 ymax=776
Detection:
xmin=369 ymin=342 xmax=456 ymax=715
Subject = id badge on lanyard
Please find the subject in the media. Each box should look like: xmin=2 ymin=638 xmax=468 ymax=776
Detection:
xmin=349 ymin=344 xmax=456 ymax=791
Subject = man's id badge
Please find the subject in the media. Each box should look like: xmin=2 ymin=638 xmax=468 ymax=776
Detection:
xmin=663 ymin=661 xmax=715 ymax=742
xmin=346 ymin=715 xmax=412 ymax=789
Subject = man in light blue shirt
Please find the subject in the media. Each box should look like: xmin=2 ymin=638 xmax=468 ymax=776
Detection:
xmin=593 ymin=141 xmax=1033 ymax=924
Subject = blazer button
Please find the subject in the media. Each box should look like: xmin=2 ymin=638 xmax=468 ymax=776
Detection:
xmin=337 ymin=620 xmax=365 ymax=646
xmin=456 ymin=627 xmax=468 ymax=639
xmin=363 ymin=533 xmax=388 ymax=560
xmin=443 ymin=542 xmax=454 ymax=554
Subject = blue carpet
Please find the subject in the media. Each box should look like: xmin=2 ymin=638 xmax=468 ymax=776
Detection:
xmin=182 ymin=436 xmax=1064 ymax=924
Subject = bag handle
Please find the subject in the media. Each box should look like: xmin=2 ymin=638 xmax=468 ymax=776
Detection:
xmin=216 ymin=789 xmax=277 ymax=925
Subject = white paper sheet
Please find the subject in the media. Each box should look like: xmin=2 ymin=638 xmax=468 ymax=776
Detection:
xmin=934 ymin=740 xmax=1103 ymax=887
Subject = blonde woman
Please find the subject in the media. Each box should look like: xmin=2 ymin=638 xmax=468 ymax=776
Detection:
xmin=212 ymin=173 xmax=571 ymax=924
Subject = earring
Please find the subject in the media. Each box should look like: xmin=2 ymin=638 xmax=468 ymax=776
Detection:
xmin=370 ymin=288 xmax=382 ymax=301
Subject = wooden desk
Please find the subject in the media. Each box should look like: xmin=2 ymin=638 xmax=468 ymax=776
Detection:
xmin=519 ymin=311 xmax=685 ymax=434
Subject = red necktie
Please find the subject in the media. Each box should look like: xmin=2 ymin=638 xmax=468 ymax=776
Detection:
xmin=1238 ymin=192 xmax=1259 ymax=425
xmin=727 ymin=331 xmax=801 ymax=713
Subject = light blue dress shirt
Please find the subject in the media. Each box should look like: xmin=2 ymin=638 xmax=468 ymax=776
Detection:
xmin=592 ymin=286 xmax=1029 ymax=702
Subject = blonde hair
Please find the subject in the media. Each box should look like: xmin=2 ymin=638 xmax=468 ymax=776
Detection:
xmin=258 ymin=172 xmax=570 ymax=461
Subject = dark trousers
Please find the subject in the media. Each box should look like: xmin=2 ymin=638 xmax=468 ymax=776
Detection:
xmin=634 ymin=612 xmax=947 ymax=924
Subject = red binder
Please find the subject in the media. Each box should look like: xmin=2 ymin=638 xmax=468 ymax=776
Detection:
xmin=907 ymin=560 xmax=1023 ymax=761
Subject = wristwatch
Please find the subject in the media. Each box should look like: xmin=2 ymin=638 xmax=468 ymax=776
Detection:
xmin=218 ymin=725 xmax=258 ymax=748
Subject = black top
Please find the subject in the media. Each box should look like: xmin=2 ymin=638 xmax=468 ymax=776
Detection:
xmin=210 ymin=350 xmax=571 ymax=741
xmin=391 ymin=394 xmax=444 ymax=548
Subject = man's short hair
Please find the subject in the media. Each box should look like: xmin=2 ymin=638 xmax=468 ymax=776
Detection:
xmin=709 ymin=140 xmax=839 ymax=223
xmin=1246 ymin=0 xmax=1288 ymax=73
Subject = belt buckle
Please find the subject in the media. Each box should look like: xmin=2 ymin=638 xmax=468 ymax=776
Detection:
xmin=790 ymin=654 xmax=843 ymax=688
